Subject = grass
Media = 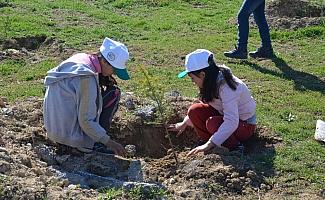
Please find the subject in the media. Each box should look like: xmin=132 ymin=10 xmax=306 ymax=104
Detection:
xmin=98 ymin=186 xmax=169 ymax=200
xmin=0 ymin=0 xmax=324 ymax=196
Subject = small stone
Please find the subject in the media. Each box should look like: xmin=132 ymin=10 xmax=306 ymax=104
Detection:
xmin=55 ymin=154 xmax=70 ymax=164
xmin=0 ymin=161 xmax=11 ymax=173
xmin=62 ymin=179 xmax=69 ymax=187
xmin=169 ymin=177 xmax=176 ymax=184
xmin=17 ymin=170 xmax=26 ymax=178
xmin=124 ymin=97 xmax=136 ymax=110
xmin=135 ymin=105 xmax=156 ymax=121
xmin=167 ymin=90 xmax=181 ymax=98
xmin=246 ymin=170 xmax=258 ymax=179
xmin=32 ymin=167 xmax=44 ymax=175
xmin=0 ymin=147 xmax=8 ymax=154
xmin=231 ymin=172 xmax=239 ymax=178
xmin=125 ymin=145 xmax=136 ymax=157
xmin=1 ymin=108 xmax=13 ymax=116
xmin=0 ymin=152 xmax=11 ymax=162
xmin=68 ymin=184 xmax=77 ymax=190
xmin=0 ymin=98 xmax=5 ymax=108
xmin=20 ymin=155 xmax=33 ymax=168
xmin=260 ymin=183 xmax=268 ymax=190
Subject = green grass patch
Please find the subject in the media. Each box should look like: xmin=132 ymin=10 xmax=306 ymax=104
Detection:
xmin=98 ymin=186 xmax=169 ymax=200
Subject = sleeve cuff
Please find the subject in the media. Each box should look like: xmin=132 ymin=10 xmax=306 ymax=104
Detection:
xmin=209 ymin=133 xmax=223 ymax=146
xmin=184 ymin=115 xmax=194 ymax=127
xmin=99 ymin=135 xmax=110 ymax=145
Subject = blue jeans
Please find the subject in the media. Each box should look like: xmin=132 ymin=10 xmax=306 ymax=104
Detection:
xmin=237 ymin=0 xmax=272 ymax=50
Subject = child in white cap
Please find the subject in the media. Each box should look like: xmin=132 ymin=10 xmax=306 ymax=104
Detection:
xmin=43 ymin=37 xmax=130 ymax=156
xmin=168 ymin=49 xmax=256 ymax=156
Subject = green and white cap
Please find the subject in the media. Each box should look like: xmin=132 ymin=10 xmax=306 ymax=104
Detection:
xmin=100 ymin=37 xmax=130 ymax=80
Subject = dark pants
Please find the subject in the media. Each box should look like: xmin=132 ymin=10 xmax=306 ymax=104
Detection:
xmin=99 ymin=86 xmax=121 ymax=132
xmin=237 ymin=0 xmax=272 ymax=50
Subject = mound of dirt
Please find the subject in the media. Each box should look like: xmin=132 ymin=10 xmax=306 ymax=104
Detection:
xmin=267 ymin=0 xmax=323 ymax=18
xmin=266 ymin=0 xmax=324 ymax=29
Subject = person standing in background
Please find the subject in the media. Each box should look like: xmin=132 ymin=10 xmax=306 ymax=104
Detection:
xmin=224 ymin=0 xmax=274 ymax=59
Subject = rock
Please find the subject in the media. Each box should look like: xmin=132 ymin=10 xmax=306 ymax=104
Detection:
xmin=125 ymin=145 xmax=136 ymax=157
xmin=169 ymin=177 xmax=176 ymax=184
xmin=17 ymin=170 xmax=26 ymax=178
xmin=0 ymin=152 xmax=12 ymax=162
xmin=32 ymin=167 xmax=44 ymax=176
xmin=1 ymin=108 xmax=13 ymax=116
xmin=20 ymin=155 xmax=33 ymax=168
xmin=0 ymin=147 xmax=8 ymax=154
xmin=0 ymin=98 xmax=5 ymax=108
xmin=0 ymin=161 xmax=11 ymax=173
xmin=68 ymin=184 xmax=77 ymax=190
xmin=34 ymin=144 xmax=57 ymax=165
xmin=123 ymin=182 xmax=163 ymax=193
xmin=135 ymin=105 xmax=156 ymax=121
xmin=167 ymin=90 xmax=181 ymax=98
xmin=55 ymin=155 xmax=70 ymax=165
xmin=246 ymin=170 xmax=258 ymax=180
xmin=124 ymin=97 xmax=136 ymax=110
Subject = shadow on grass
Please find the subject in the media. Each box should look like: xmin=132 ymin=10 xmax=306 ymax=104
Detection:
xmin=239 ymin=56 xmax=325 ymax=94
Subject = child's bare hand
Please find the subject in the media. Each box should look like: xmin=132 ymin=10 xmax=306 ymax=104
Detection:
xmin=167 ymin=122 xmax=187 ymax=137
xmin=186 ymin=141 xmax=216 ymax=157
xmin=105 ymin=139 xmax=127 ymax=157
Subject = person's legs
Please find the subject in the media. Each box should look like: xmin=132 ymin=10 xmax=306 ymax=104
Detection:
xmin=249 ymin=0 xmax=274 ymax=58
xmin=96 ymin=86 xmax=121 ymax=154
xmin=187 ymin=103 xmax=221 ymax=141
xmin=224 ymin=0 xmax=265 ymax=59
xmin=99 ymin=86 xmax=121 ymax=131
xmin=206 ymin=116 xmax=256 ymax=150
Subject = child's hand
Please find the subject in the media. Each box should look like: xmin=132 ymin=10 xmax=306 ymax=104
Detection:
xmin=105 ymin=139 xmax=127 ymax=157
xmin=186 ymin=141 xmax=216 ymax=157
xmin=167 ymin=122 xmax=187 ymax=137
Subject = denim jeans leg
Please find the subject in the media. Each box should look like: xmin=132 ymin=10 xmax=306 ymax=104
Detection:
xmin=253 ymin=0 xmax=272 ymax=49
xmin=237 ymin=0 xmax=265 ymax=50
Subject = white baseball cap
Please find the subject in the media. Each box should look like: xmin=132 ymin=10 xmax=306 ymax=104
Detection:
xmin=100 ymin=37 xmax=130 ymax=80
xmin=178 ymin=49 xmax=213 ymax=78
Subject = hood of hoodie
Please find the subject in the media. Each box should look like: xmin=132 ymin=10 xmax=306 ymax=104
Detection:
xmin=44 ymin=61 xmax=96 ymax=86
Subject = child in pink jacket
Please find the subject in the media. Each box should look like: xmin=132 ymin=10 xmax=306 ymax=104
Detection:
xmin=168 ymin=49 xmax=256 ymax=156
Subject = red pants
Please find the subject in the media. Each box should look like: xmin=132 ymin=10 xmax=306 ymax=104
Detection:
xmin=188 ymin=103 xmax=256 ymax=150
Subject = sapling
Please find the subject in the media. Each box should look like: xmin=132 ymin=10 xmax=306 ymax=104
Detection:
xmin=138 ymin=65 xmax=179 ymax=166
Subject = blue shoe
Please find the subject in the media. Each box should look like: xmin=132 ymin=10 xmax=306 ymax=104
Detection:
xmin=224 ymin=46 xmax=247 ymax=59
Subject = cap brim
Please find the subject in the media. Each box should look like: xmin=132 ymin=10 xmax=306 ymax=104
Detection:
xmin=177 ymin=70 xmax=188 ymax=78
xmin=113 ymin=67 xmax=130 ymax=80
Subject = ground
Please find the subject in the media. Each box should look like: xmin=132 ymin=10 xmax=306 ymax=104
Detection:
xmin=0 ymin=0 xmax=324 ymax=199
xmin=0 ymin=96 xmax=323 ymax=199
